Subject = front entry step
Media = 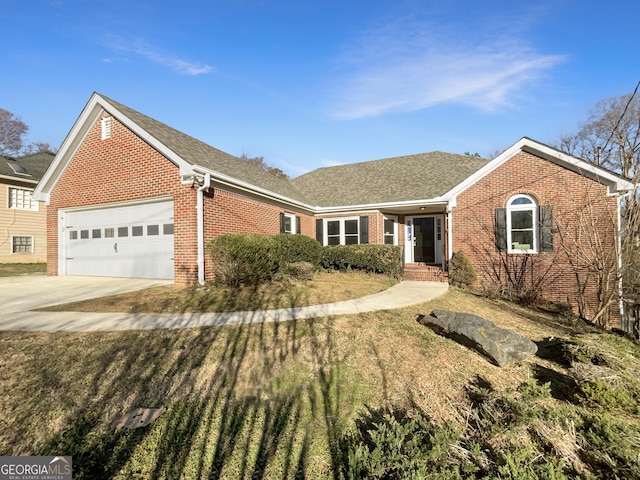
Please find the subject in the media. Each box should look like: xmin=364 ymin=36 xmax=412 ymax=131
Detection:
xmin=403 ymin=263 xmax=448 ymax=282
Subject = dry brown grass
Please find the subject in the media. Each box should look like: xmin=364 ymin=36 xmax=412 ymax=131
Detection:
xmin=1 ymin=285 xmax=632 ymax=478
xmin=39 ymin=270 xmax=395 ymax=313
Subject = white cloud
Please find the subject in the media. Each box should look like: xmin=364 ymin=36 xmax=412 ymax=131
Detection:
xmin=104 ymin=35 xmax=213 ymax=76
xmin=331 ymin=19 xmax=566 ymax=120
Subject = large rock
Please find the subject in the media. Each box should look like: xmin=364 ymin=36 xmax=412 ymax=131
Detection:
xmin=417 ymin=310 xmax=538 ymax=367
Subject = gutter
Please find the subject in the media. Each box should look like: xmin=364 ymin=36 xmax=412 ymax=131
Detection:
xmin=197 ymin=173 xmax=211 ymax=285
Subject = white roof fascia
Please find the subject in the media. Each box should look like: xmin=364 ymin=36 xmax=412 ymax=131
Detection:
xmin=34 ymin=95 xmax=104 ymax=204
xmin=442 ymin=138 xmax=634 ymax=203
xmin=190 ymin=165 xmax=316 ymax=213
xmin=97 ymin=94 xmax=195 ymax=177
xmin=0 ymin=175 xmax=38 ymax=185
xmin=34 ymin=93 xmax=196 ymax=205
xmin=314 ymin=197 xmax=453 ymax=214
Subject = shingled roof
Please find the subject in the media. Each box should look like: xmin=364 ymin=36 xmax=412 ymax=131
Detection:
xmin=98 ymin=94 xmax=312 ymax=205
xmin=290 ymin=152 xmax=490 ymax=207
xmin=0 ymin=151 xmax=55 ymax=184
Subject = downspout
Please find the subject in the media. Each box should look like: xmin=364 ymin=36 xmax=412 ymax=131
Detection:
xmin=447 ymin=204 xmax=453 ymax=264
xmin=618 ymin=193 xmax=626 ymax=321
xmin=197 ymin=173 xmax=211 ymax=285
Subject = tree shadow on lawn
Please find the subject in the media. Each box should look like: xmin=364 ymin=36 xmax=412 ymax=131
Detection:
xmin=22 ymin=293 xmax=351 ymax=479
xmin=131 ymin=282 xmax=312 ymax=314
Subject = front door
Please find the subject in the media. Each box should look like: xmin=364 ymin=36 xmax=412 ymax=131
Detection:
xmin=405 ymin=216 xmax=443 ymax=265
xmin=414 ymin=217 xmax=435 ymax=263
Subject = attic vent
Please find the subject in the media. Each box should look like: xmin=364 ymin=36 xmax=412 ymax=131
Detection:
xmin=7 ymin=161 xmax=30 ymax=176
xmin=101 ymin=117 xmax=112 ymax=140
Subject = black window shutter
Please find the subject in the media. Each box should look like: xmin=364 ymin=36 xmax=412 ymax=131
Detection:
xmin=495 ymin=208 xmax=507 ymax=252
xmin=316 ymin=219 xmax=323 ymax=244
xmin=296 ymin=216 xmax=301 ymax=234
xmin=539 ymin=206 xmax=554 ymax=252
xmin=279 ymin=212 xmax=285 ymax=234
xmin=359 ymin=216 xmax=369 ymax=244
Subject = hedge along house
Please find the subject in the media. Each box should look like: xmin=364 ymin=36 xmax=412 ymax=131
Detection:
xmin=34 ymin=93 xmax=634 ymax=324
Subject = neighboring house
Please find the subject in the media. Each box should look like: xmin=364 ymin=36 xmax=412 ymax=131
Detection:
xmin=34 ymin=93 xmax=634 ymax=324
xmin=0 ymin=151 xmax=54 ymax=263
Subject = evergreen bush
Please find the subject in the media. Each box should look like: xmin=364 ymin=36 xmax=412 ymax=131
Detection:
xmin=320 ymin=244 xmax=402 ymax=277
xmin=339 ymin=406 xmax=462 ymax=479
xmin=207 ymin=233 xmax=283 ymax=286
xmin=273 ymin=234 xmax=322 ymax=266
xmin=449 ymin=251 xmax=477 ymax=288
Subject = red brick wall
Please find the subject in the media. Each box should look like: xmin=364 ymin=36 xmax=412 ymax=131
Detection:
xmin=453 ymin=150 xmax=621 ymax=325
xmin=47 ymin=112 xmax=195 ymax=285
xmin=202 ymin=188 xmax=314 ymax=280
xmin=48 ymin=112 xmax=319 ymax=285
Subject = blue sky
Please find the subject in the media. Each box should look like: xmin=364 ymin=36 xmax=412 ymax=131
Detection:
xmin=2 ymin=0 xmax=638 ymax=176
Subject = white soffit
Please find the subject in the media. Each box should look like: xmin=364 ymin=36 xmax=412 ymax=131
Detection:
xmin=444 ymin=137 xmax=634 ymax=200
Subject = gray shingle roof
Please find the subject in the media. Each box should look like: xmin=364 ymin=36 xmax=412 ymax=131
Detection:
xmin=98 ymin=94 xmax=491 ymax=209
xmin=0 ymin=151 xmax=55 ymax=183
xmin=99 ymin=94 xmax=312 ymax=205
xmin=290 ymin=152 xmax=490 ymax=207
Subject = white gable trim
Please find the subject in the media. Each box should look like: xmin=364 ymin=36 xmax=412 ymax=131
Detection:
xmin=34 ymin=93 xmax=195 ymax=205
xmin=443 ymin=137 xmax=634 ymax=202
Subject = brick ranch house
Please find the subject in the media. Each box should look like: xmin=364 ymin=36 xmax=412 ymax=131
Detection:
xmin=34 ymin=93 xmax=634 ymax=323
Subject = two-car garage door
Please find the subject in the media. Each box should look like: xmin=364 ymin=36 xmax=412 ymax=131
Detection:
xmin=63 ymin=201 xmax=174 ymax=280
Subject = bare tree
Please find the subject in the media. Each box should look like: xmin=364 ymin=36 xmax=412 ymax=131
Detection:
xmin=556 ymin=86 xmax=640 ymax=182
xmin=239 ymin=153 xmax=289 ymax=180
xmin=0 ymin=108 xmax=29 ymax=156
xmin=554 ymin=188 xmax=622 ymax=326
xmin=555 ymin=86 xmax=640 ymax=331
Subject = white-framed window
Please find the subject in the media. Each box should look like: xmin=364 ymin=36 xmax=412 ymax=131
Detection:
xmin=12 ymin=236 xmax=33 ymax=254
xmin=101 ymin=117 xmax=112 ymax=140
xmin=325 ymin=217 xmax=360 ymax=245
xmin=507 ymin=194 xmax=538 ymax=253
xmin=280 ymin=212 xmax=298 ymax=234
xmin=383 ymin=215 xmax=397 ymax=245
xmin=8 ymin=187 xmax=38 ymax=211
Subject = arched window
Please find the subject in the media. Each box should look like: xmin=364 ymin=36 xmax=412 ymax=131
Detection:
xmin=506 ymin=194 xmax=537 ymax=253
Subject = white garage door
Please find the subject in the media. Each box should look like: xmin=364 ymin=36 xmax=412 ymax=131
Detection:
xmin=64 ymin=201 xmax=174 ymax=280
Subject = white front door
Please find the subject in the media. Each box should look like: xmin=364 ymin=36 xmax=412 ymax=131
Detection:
xmin=404 ymin=216 xmax=444 ymax=265
xmin=62 ymin=201 xmax=174 ymax=280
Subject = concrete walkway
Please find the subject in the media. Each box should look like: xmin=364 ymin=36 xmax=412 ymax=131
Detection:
xmin=0 ymin=280 xmax=448 ymax=332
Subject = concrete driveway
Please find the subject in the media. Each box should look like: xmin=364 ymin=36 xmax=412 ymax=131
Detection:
xmin=0 ymin=275 xmax=171 ymax=313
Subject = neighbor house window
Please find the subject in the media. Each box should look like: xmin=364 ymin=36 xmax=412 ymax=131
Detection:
xmin=279 ymin=212 xmax=299 ymax=234
xmin=383 ymin=216 xmax=397 ymax=245
xmin=507 ymin=194 xmax=537 ymax=253
xmin=317 ymin=216 xmax=369 ymax=246
xmin=12 ymin=236 xmax=32 ymax=254
xmin=8 ymin=187 xmax=38 ymax=211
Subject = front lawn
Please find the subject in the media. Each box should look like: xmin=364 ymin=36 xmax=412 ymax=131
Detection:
xmin=38 ymin=270 xmax=396 ymax=313
xmin=0 ymin=262 xmax=46 ymax=276
xmin=2 ymin=286 xmax=640 ymax=478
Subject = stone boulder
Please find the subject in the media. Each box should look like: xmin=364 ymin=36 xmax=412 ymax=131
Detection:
xmin=417 ymin=310 xmax=538 ymax=367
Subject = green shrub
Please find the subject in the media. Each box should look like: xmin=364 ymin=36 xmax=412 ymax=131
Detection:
xmin=517 ymin=379 xmax=552 ymax=402
xmin=207 ymin=233 xmax=283 ymax=286
xmin=577 ymin=379 xmax=633 ymax=411
xmin=273 ymin=234 xmax=322 ymax=266
xmin=578 ymin=412 xmax=640 ymax=479
xmin=491 ymin=449 xmax=568 ymax=480
xmin=320 ymin=244 xmax=402 ymax=277
xmin=340 ymin=406 xmax=462 ymax=479
xmin=449 ymin=251 xmax=477 ymax=288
